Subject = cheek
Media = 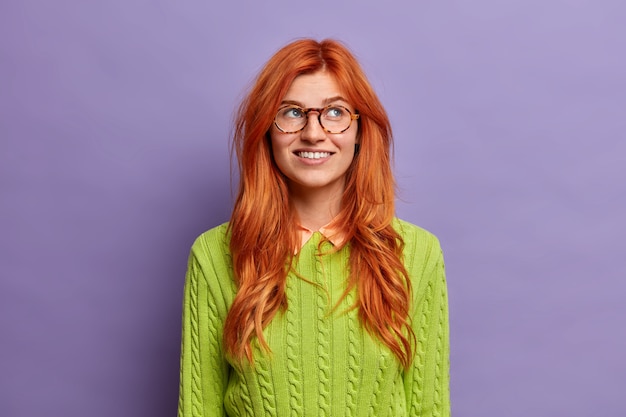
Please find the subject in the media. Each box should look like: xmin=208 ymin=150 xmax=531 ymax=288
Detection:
xmin=343 ymin=128 xmax=359 ymax=149
xmin=270 ymin=136 xmax=288 ymax=158
xmin=343 ymin=123 xmax=359 ymax=146
xmin=268 ymin=131 xmax=281 ymax=156
xmin=268 ymin=135 xmax=292 ymax=175
xmin=269 ymin=127 xmax=287 ymax=149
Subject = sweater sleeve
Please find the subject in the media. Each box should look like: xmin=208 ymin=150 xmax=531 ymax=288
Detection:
xmin=178 ymin=235 xmax=231 ymax=417
xmin=403 ymin=232 xmax=451 ymax=417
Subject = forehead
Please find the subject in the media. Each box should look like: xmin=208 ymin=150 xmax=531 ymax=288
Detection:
xmin=282 ymin=71 xmax=345 ymax=104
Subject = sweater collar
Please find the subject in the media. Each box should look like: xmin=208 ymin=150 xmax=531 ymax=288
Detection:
xmin=295 ymin=221 xmax=347 ymax=254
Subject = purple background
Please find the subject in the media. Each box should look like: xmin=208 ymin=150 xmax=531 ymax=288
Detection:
xmin=2 ymin=1 xmax=625 ymax=416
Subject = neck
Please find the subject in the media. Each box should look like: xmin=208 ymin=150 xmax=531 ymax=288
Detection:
xmin=289 ymin=185 xmax=344 ymax=231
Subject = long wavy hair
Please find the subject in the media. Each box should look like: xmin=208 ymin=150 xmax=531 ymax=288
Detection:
xmin=224 ymin=38 xmax=415 ymax=368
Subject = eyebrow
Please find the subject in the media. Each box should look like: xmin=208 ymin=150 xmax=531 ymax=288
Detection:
xmin=280 ymin=96 xmax=349 ymax=107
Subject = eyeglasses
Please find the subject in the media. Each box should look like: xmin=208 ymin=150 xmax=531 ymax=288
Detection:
xmin=274 ymin=104 xmax=359 ymax=134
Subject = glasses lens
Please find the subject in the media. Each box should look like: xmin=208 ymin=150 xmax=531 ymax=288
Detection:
xmin=320 ymin=106 xmax=352 ymax=133
xmin=274 ymin=105 xmax=355 ymax=133
xmin=275 ymin=106 xmax=306 ymax=133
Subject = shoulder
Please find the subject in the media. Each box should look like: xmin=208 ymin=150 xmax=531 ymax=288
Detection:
xmin=392 ymin=218 xmax=444 ymax=275
xmin=191 ymin=223 xmax=229 ymax=255
xmin=185 ymin=223 xmax=236 ymax=312
xmin=188 ymin=222 xmax=232 ymax=273
xmin=392 ymin=218 xmax=442 ymax=252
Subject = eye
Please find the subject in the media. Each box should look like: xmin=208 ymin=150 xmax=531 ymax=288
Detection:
xmin=281 ymin=106 xmax=304 ymax=119
xmin=324 ymin=106 xmax=347 ymax=119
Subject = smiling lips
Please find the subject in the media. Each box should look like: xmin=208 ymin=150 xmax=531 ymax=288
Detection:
xmin=296 ymin=151 xmax=332 ymax=159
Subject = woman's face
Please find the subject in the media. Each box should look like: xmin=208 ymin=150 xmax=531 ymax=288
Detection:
xmin=269 ymin=71 xmax=359 ymax=198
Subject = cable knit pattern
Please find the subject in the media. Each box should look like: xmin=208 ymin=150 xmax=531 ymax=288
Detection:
xmin=204 ymin=286 xmax=223 ymax=409
xmin=256 ymin=358 xmax=276 ymax=415
xmin=178 ymin=219 xmax=450 ymax=417
xmin=410 ymin=279 xmax=433 ymax=417
xmin=285 ymin=276 xmax=304 ymax=416
xmin=346 ymin=288 xmax=360 ymax=417
xmin=188 ymin=261 xmax=203 ymax=417
xmin=235 ymin=375 xmax=254 ymax=417
xmin=315 ymin=250 xmax=332 ymax=417
xmin=433 ymin=265 xmax=449 ymax=417
xmin=369 ymin=358 xmax=386 ymax=416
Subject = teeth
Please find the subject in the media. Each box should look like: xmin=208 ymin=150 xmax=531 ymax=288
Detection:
xmin=298 ymin=151 xmax=330 ymax=159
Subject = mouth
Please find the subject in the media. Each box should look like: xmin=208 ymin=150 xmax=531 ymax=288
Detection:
xmin=295 ymin=151 xmax=333 ymax=159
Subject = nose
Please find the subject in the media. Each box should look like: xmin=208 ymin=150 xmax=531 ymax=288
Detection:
xmin=300 ymin=112 xmax=327 ymax=143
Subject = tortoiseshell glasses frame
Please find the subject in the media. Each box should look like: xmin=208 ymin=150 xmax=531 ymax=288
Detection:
xmin=273 ymin=104 xmax=360 ymax=134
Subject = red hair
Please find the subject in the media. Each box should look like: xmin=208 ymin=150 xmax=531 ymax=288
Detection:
xmin=225 ymin=39 xmax=415 ymax=368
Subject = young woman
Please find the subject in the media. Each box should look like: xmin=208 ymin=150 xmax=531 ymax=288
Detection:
xmin=178 ymin=39 xmax=450 ymax=417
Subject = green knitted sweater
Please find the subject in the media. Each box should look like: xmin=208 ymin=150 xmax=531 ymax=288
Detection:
xmin=178 ymin=219 xmax=450 ymax=417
